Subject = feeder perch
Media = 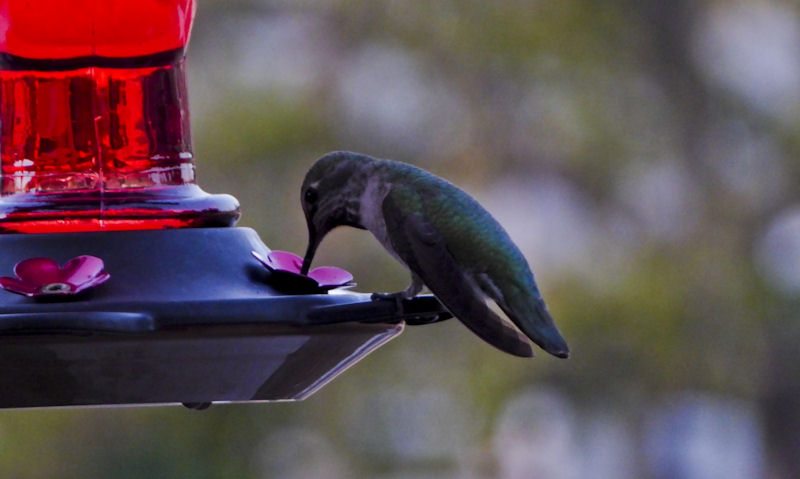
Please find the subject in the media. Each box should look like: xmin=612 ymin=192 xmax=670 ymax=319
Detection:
xmin=0 ymin=0 xmax=450 ymax=408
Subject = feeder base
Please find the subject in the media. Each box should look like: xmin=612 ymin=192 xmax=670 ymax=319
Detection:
xmin=0 ymin=227 xmax=449 ymax=408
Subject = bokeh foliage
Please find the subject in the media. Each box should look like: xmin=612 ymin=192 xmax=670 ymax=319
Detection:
xmin=3 ymin=0 xmax=800 ymax=477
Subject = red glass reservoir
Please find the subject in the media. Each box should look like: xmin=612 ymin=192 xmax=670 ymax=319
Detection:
xmin=0 ymin=0 xmax=239 ymax=233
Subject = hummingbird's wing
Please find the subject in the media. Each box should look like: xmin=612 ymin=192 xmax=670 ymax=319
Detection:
xmin=382 ymin=189 xmax=534 ymax=357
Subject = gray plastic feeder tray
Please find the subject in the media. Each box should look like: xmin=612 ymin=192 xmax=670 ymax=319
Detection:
xmin=0 ymin=228 xmax=450 ymax=408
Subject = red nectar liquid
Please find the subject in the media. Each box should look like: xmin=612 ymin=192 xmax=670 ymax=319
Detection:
xmin=0 ymin=0 xmax=239 ymax=233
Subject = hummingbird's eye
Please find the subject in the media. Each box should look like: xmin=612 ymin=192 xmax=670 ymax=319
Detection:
xmin=304 ymin=187 xmax=318 ymax=204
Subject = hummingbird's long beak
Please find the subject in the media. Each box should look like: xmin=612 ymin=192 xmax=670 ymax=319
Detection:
xmin=301 ymin=226 xmax=319 ymax=275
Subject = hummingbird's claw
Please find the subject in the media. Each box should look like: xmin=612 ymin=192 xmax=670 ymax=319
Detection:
xmin=371 ymin=291 xmax=407 ymax=316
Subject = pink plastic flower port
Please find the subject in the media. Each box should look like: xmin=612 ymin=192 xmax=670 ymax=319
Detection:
xmin=0 ymin=255 xmax=110 ymax=298
xmin=252 ymin=250 xmax=354 ymax=293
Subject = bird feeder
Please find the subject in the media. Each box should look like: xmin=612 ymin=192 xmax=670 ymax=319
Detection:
xmin=0 ymin=0 xmax=448 ymax=408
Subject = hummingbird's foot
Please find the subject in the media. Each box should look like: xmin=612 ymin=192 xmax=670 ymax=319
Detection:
xmin=372 ymin=273 xmax=424 ymax=316
xmin=370 ymin=291 xmax=408 ymax=315
xmin=182 ymin=401 xmax=212 ymax=410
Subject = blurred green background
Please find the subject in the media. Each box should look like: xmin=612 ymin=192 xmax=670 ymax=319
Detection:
xmin=4 ymin=0 xmax=800 ymax=477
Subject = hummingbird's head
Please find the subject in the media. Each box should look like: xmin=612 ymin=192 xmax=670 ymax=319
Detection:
xmin=300 ymin=151 xmax=372 ymax=274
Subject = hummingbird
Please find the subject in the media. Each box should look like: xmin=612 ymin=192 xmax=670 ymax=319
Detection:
xmin=300 ymin=151 xmax=569 ymax=358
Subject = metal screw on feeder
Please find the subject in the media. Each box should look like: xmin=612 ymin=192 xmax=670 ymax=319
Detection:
xmin=0 ymin=0 xmax=449 ymax=409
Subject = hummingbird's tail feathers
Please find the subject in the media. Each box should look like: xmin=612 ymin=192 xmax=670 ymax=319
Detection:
xmin=451 ymin=297 xmax=534 ymax=357
xmin=387 ymin=203 xmax=533 ymax=357
xmin=498 ymin=294 xmax=570 ymax=359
